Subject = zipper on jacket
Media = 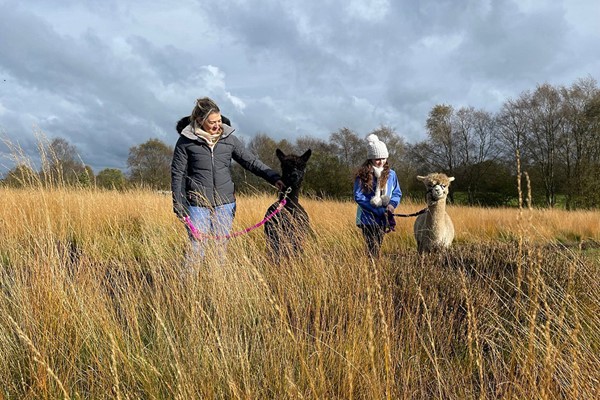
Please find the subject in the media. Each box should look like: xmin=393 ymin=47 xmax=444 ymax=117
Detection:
xmin=211 ymin=146 xmax=216 ymax=205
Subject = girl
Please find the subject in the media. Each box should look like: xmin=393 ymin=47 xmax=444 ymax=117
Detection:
xmin=354 ymin=134 xmax=402 ymax=258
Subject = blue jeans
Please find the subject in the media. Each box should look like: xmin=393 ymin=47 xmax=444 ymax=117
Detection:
xmin=186 ymin=202 xmax=236 ymax=259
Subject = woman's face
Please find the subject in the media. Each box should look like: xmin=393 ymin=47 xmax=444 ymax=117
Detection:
xmin=201 ymin=112 xmax=222 ymax=134
xmin=371 ymin=158 xmax=387 ymax=168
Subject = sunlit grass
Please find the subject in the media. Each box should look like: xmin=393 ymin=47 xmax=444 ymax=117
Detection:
xmin=0 ymin=186 xmax=598 ymax=398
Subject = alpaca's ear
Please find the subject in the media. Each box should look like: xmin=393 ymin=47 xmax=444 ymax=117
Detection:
xmin=417 ymin=175 xmax=426 ymax=182
xmin=301 ymin=149 xmax=312 ymax=162
xmin=448 ymin=177 xmax=455 ymax=182
xmin=276 ymin=148 xmax=285 ymax=160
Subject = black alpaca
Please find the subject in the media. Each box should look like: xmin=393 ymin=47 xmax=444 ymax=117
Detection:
xmin=264 ymin=148 xmax=312 ymax=263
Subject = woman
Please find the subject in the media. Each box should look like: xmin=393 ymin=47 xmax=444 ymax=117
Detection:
xmin=171 ymin=97 xmax=284 ymax=259
xmin=354 ymin=134 xmax=402 ymax=258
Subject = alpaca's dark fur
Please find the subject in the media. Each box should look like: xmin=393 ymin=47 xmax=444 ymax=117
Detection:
xmin=264 ymin=148 xmax=312 ymax=263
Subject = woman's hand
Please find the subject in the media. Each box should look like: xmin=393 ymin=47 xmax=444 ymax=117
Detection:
xmin=173 ymin=202 xmax=189 ymax=219
xmin=275 ymin=180 xmax=285 ymax=191
xmin=386 ymin=204 xmax=395 ymax=214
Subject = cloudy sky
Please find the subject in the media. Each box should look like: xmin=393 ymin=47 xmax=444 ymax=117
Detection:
xmin=1 ymin=0 xmax=599 ymax=173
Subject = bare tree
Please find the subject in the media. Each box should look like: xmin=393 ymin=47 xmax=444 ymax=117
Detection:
xmin=559 ymin=77 xmax=600 ymax=208
xmin=41 ymin=137 xmax=87 ymax=187
xmin=248 ymin=133 xmax=292 ymax=168
xmin=418 ymin=104 xmax=456 ymax=174
xmin=329 ymin=127 xmax=363 ymax=168
xmin=526 ymin=83 xmax=564 ymax=207
xmin=127 ymin=138 xmax=173 ymax=190
xmin=496 ymin=94 xmax=531 ymax=170
xmin=453 ymin=107 xmax=500 ymax=203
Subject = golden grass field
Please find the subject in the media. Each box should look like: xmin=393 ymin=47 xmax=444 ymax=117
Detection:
xmin=0 ymin=187 xmax=598 ymax=399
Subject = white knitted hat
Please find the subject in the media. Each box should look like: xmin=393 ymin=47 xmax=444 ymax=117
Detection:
xmin=366 ymin=134 xmax=389 ymax=159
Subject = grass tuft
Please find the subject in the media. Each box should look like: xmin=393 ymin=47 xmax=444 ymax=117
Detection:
xmin=0 ymin=186 xmax=598 ymax=398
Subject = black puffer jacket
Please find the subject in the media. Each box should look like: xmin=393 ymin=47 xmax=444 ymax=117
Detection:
xmin=171 ymin=121 xmax=281 ymax=214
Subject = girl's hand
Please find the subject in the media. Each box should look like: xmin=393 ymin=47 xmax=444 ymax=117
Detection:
xmin=386 ymin=204 xmax=395 ymax=214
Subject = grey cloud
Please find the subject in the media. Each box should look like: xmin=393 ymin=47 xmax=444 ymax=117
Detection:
xmin=455 ymin=2 xmax=569 ymax=82
xmin=1 ymin=0 xmax=599 ymax=174
xmin=125 ymin=36 xmax=194 ymax=85
xmin=0 ymin=4 xmax=192 ymax=171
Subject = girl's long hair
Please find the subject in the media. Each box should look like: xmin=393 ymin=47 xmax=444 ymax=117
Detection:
xmin=355 ymin=160 xmax=390 ymax=193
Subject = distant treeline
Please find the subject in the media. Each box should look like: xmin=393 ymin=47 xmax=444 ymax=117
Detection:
xmin=3 ymin=76 xmax=599 ymax=209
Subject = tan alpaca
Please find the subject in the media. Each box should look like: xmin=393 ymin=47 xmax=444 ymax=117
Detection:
xmin=413 ymin=173 xmax=455 ymax=253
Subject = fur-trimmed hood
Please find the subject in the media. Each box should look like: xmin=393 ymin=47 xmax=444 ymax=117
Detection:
xmin=175 ymin=115 xmax=232 ymax=135
xmin=175 ymin=117 xmax=235 ymax=140
xmin=177 ymin=122 xmax=235 ymax=143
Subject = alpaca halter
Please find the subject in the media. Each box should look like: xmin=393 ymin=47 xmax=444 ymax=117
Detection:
xmin=184 ymin=187 xmax=292 ymax=241
xmin=392 ymin=183 xmax=447 ymax=217
xmin=425 ymin=184 xmax=448 ymax=205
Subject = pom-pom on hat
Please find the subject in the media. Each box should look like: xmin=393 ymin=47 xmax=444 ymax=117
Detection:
xmin=366 ymin=134 xmax=389 ymax=159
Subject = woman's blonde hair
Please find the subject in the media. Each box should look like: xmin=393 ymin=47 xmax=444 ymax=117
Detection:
xmin=191 ymin=97 xmax=221 ymax=127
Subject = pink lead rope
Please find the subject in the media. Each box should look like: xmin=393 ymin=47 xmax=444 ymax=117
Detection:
xmin=183 ymin=198 xmax=287 ymax=241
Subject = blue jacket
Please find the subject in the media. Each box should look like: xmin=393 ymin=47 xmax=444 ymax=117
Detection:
xmin=354 ymin=169 xmax=402 ymax=226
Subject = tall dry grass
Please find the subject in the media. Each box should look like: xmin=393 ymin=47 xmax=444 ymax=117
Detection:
xmin=0 ymin=186 xmax=598 ymax=399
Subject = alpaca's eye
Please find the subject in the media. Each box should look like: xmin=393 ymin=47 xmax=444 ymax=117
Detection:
xmin=440 ymin=185 xmax=446 ymax=189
